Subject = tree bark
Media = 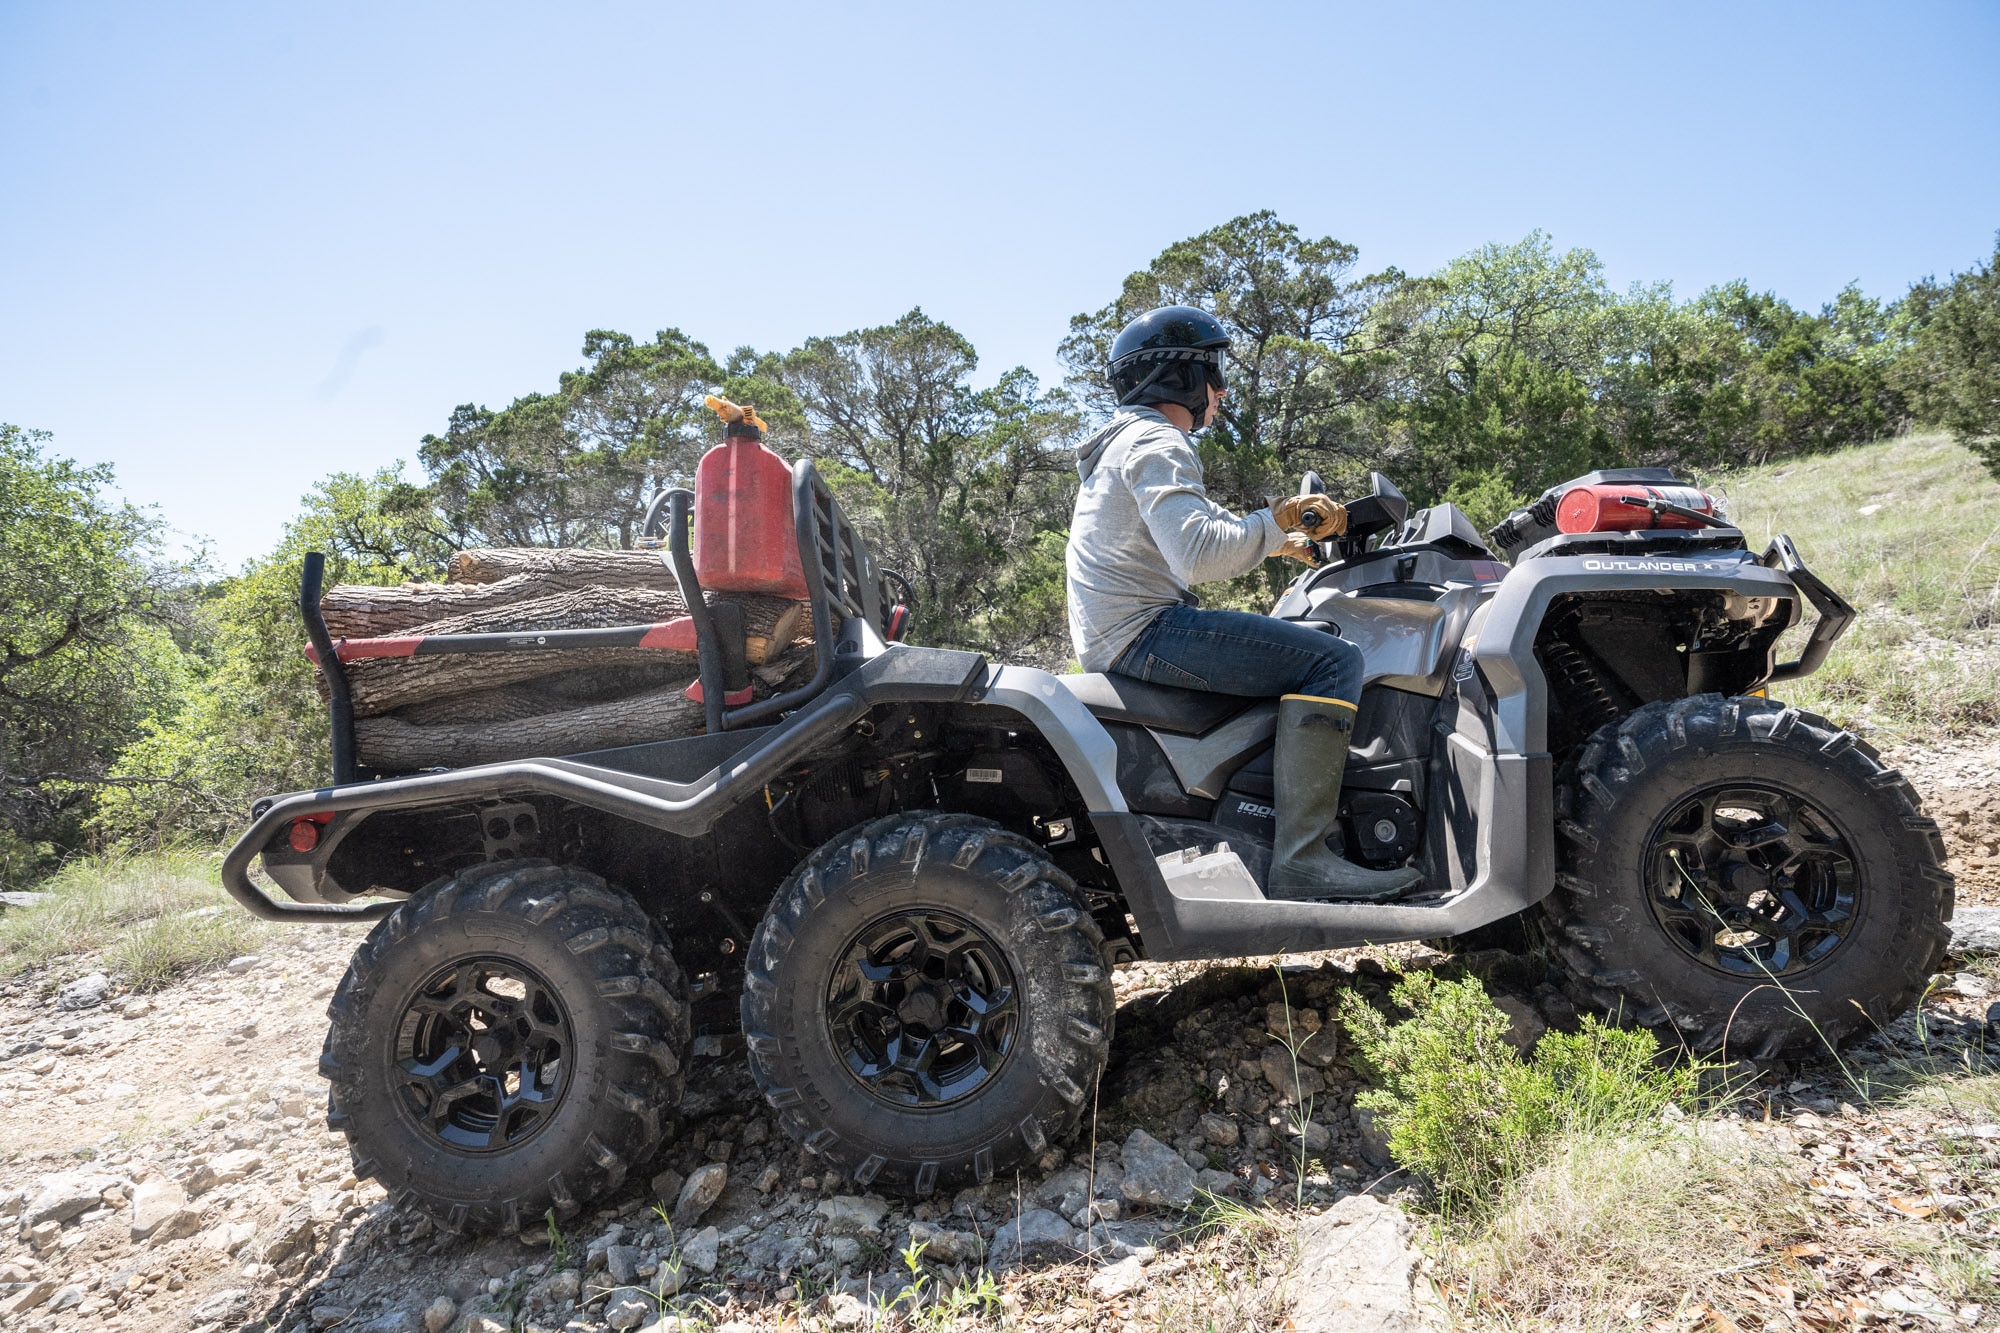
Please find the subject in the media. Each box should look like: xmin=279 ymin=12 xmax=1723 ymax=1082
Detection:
xmin=352 ymin=651 xmax=817 ymax=770
xmin=355 ymin=679 xmax=709 ymax=769
xmin=321 ymin=580 xmax=805 ymax=644
xmin=446 ymin=547 xmax=691 ymax=589
xmin=327 ymin=589 xmax=806 ymax=716
xmin=320 ymin=574 xmax=624 ymax=638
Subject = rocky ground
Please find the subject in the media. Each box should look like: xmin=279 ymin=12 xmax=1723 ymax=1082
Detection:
xmin=0 ymin=734 xmax=1993 ymax=1332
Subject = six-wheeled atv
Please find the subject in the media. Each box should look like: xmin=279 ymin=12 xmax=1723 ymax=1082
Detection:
xmin=220 ymin=458 xmax=1952 ymax=1232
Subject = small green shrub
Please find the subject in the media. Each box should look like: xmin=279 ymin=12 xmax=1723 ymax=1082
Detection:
xmin=1339 ymin=970 xmax=1703 ymax=1212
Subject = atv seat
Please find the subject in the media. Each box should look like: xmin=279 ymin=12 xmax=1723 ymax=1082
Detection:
xmin=1056 ymin=673 xmax=1254 ymax=737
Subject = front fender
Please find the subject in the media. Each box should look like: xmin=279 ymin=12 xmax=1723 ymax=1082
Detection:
xmin=1470 ymin=549 xmax=1801 ymax=755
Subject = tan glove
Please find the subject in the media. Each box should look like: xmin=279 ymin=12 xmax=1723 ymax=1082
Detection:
xmin=1270 ymin=494 xmax=1348 ymax=540
xmin=1275 ymin=531 xmax=1321 ymax=567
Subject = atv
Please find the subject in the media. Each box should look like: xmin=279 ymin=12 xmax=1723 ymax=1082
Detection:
xmin=220 ymin=459 xmax=1952 ymax=1233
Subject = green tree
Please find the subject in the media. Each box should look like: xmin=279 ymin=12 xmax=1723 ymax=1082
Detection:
xmin=96 ymin=470 xmax=437 ymax=844
xmin=421 ymin=329 xmax=729 ymax=548
xmin=782 ymin=310 xmax=1081 ymax=661
xmin=1375 ymin=233 xmax=1623 ymax=509
xmin=1901 ymin=236 xmax=2000 ymax=478
xmin=0 ymin=427 xmax=193 ymax=876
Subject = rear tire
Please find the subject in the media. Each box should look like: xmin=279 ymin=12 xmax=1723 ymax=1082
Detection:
xmin=1544 ymin=696 xmax=1952 ymax=1061
xmin=743 ymin=813 xmax=1114 ymax=1194
xmin=321 ymin=860 xmax=689 ymax=1233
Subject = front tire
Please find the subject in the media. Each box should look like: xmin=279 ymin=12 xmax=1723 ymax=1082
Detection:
xmin=321 ymin=860 xmax=690 ymax=1233
xmin=743 ymin=813 xmax=1114 ymax=1194
xmin=1544 ymin=696 xmax=1952 ymax=1061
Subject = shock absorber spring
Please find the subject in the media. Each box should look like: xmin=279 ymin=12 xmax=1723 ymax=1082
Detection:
xmin=1541 ymin=635 xmax=1620 ymax=732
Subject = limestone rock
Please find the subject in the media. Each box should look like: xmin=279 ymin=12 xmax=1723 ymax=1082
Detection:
xmin=187 ymin=1149 xmax=264 ymax=1196
xmin=605 ymin=1244 xmax=642 ymax=1285
xmin=1491 ymin=995 xmax=1547 ymax=1054
xmin=907 ymin=1219 xmax=984 ymax=1265
xmin=1952 ymin=906 xmax=2000 ymax=956
xmin=990 ymin=1208 xmax=1078 ymax=1259
xmin=1197 ymin=1112 xmax=1240 ymax=1147
xmin=649 ymin=1167 xmax=684 ymax=1203
xmin=56 ymin=973 xmax=110 ymax=1011
xmin=1353 ymin=1105 xmax=1395 ymax=1169
xmin=679 ymin=1225 xmax=720 ymax=1275
xmin=420 ymin=1297 xmax=458 ymax=1333
xmin=1196 ymin=1167 xmax=1239 ymax=1196
xmin=1119 ymin=1128 xmax=1196 ymax=1208
xmin=129 ymin=1177 xmax=190 ymax=1240
xmin=605 ymin=1291 xmax=654 ymax=1330
xmin=1087 ymin=1254 xmax=1149 ymax=1297
xmin=0 ymin=1280 xmax=56 ymax=1319
xmin=355 ymin=1311 xmax=422 ymax=1333
xmin=672 ymin=1163 xmax=727 ymax=1227
xmin=187 ymin=1287 xmax=250 ymax=1326
xmin=25 ymin=1173 xmax=112 ymax=1227
xmin=1260 ymin=1044 xmax=1327 ymax=1102
xmin=1291 ymin=1193 xmax=1426 ymax=1331
xmin=815 ymin=1193 xmax=890 ymax=1235
xmin=259 ymin=1203 xmax=316 ymax=1265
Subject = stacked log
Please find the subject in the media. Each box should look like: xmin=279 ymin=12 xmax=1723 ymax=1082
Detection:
xmin=318 ymin=549 xmax=813 ymax=772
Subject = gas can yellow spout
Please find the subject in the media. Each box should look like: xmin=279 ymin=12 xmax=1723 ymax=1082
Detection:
xmin=703 ymin=395 xmax=768 ymax=437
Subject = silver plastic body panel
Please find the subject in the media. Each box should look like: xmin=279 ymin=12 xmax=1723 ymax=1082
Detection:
xmin=1152 ymin=702 xmax=1278 ymax=797
xmin=1294 ymin=584 xmax=1487 ymax=696
xmin=975 ymin=665 xmax=1129 ymax=813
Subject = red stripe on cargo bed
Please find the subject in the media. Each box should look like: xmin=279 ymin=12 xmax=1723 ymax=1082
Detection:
xmin=303 ymin=636 xmax=423 ymax=664
xmin=638 ymin=618 xmax=698 ymax=651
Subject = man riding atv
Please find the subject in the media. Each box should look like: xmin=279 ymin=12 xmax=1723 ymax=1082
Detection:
xmin=1067 ymin=305 xmax=1421 ymax=901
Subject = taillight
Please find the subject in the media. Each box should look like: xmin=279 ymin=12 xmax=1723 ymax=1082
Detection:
xmin=1556 ymin=484 xmax=1718 ymax=534
xmin=285 ymin=813 xmax=334 ymax=853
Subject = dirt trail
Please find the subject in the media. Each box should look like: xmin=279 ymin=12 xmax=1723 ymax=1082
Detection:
xmin=1889 ymin=730 xmax=2000 ymax=905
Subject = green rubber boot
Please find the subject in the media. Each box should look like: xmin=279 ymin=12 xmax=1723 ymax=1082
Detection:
xmin=1267 ymin=694 xmax=1424 ymax=902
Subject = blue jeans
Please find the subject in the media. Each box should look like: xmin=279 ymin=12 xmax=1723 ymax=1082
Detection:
xmin=1108 ymin=604 xmax=1363 ymax=703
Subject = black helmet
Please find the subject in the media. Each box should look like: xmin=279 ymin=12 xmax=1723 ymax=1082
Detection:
xmin=1107 ymin=305 xmax=1230 ymax=425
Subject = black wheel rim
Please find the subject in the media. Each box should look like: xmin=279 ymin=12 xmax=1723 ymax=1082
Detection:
xmin=825 ymin=909 xmax=1020 ymax=1109
xmin=1644 ymin=782 xmax=1860 ymax=979
xmin=392 ymin=956 xmax=572 ymax=1153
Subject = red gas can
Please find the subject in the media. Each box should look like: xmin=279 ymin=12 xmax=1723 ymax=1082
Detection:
xmin=693 ymin=396 xmax=810 ymax=598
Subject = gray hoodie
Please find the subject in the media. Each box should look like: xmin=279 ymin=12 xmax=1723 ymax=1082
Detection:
xmin=1065 ymin=407 xmax=1283 ymax=672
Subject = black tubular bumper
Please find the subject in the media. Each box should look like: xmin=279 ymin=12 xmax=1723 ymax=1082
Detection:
xmin=1762 ymin=534 xmax=1856 ymax=683
xmin=220 ymin=645 xmax=987 ymax=923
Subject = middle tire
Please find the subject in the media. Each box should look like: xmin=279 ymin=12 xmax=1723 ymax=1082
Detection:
xmin=743 ymin=812 xmax=1114 ymax=1194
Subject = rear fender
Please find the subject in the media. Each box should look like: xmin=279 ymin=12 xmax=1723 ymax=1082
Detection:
xmin=1471 ymin=550 xmax=1802 ymax=756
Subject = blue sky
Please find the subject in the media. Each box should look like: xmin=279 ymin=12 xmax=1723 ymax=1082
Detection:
xmin=4 ymin=2 xmax=1997 ymax=568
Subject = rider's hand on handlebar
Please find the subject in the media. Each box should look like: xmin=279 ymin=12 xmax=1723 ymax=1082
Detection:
xmin=1275 ymin=531 xmax=1321 ymax=567
xmin=1269 ymin=495 xmax=1348 ymax=541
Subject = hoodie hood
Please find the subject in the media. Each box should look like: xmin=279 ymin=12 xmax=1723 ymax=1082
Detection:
xmin=1075 ymin=407 xmax=1170 ymax=481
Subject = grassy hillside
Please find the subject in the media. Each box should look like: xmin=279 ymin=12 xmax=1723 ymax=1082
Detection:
xmin=1709 ymin=432 xmax=2000 ymax=739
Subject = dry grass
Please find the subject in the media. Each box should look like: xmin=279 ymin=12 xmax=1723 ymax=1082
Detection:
xmin=1707 ymin=432 xmax=2000 ymax=739
xmin=1441 ymin=1128 xmax=1813 ymax=1329
xmin=0 ymin=849 xmax=265 ymax=990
